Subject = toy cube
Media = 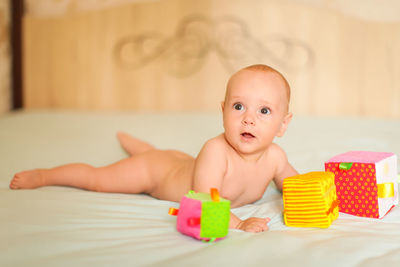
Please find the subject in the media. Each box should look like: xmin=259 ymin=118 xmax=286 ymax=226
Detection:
xmin=169 ymin=188 xmax=230 ymax=242
xmin=325 ymin=151 xmax=398 ymax=218
xmin=283 ymin=172 xmax=338 ymax=228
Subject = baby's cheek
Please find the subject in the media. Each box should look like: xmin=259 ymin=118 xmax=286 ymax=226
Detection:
xmin=257 ymin=114 xmax=269 ymax=121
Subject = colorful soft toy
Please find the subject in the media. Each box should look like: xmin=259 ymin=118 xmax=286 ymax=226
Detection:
xmin=169 ymin=188 xmax=230 ymax=242
xmin=325 ymin=151 xmax=398 ymax=218
xmin=282 ymin=171 xmax=339 ymax=228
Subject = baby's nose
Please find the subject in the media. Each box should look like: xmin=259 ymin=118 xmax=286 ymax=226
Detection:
xmin=242 ymin=115 xmax=255 ymax=126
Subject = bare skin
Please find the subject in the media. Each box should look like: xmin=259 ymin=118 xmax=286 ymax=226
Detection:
xmin=10 ymin=64 xmax=298 ymax=232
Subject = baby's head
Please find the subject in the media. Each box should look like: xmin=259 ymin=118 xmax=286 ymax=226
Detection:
xmin=221 ymin=64 xmax=293 ymax=155
xmin=224 ymin=64 xmax=291 ymax=113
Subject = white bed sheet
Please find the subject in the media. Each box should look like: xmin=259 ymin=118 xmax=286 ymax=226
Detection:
xmin=1 ymin=110 xmax=400 ymax=266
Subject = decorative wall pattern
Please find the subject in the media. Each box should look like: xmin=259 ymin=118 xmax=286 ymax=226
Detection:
xmin=114 ymin=15 xmax=314 ymax=78
xmin=0 ymin=0 xmax=10 ymax=114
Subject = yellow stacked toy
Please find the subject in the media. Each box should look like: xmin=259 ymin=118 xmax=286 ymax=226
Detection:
xmin=283 ymin=171 xmax=339 ymax=228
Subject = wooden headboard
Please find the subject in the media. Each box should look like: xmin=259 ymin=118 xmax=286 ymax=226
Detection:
xmin=22 ymin=0 xmax=400 ymax=117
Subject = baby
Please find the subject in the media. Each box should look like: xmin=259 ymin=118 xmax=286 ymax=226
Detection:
xmin=10 ymin=64 xmax=298 ymax=232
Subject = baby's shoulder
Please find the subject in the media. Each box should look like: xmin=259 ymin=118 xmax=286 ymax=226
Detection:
xmin=199 ymin=134 xmax=228 ymax=156
xmin=203 ymin=134 xmax=228 ymax=149
xmin=196 ymin=134 xmax=229 ymax=166
xmin=265 ymin=143 xmax=290 ymax=174
xmin=266 ymin=143 xmax=288 ymax=161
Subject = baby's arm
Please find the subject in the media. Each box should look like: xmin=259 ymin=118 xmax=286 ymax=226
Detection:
xmin=272 ymin=144 xmax=298 ymax=191
xmin=232 ymin=144 xmax=295 ymax=232
xmin=192 ymin=137 xmax=269 ymax=232
xmin=192 ymin=138 xmax=227 ymax=196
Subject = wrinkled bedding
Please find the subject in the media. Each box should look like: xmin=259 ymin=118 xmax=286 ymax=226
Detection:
xmin=1 ymin=110 xmax=400 ymax=267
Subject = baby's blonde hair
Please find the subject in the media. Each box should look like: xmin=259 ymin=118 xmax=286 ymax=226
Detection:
xmin=241 ymin=64 xmax=291 ymax=106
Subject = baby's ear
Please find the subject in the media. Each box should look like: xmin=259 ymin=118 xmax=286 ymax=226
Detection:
xmin=277 ymin=112 xmax=293 ymax=137
xmin=221 ymin=101 xmax=225 ymax=112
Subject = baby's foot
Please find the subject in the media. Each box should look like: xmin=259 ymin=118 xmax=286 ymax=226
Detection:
xmin=9 ymin=170 xmax=45 ymax=189
xmin=117 ymin=131 xmax=154 ymax=155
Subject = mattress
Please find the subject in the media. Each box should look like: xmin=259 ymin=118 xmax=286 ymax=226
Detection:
xmin=1 ymin=110 xmax=400 ymax=266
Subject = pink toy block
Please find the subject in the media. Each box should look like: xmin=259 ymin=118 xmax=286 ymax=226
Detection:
xmin=169 ymin=188 xmax=230 ymax=242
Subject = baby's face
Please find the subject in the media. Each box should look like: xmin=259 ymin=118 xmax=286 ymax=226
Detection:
xmin=222 ymin=69 xmax=291 ymax=156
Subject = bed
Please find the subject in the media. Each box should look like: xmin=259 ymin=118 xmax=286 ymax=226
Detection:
xmin=1 ymin=110 xmax=400 ymax=266
xmin=3 ymin=0 xmax=400 ymax=265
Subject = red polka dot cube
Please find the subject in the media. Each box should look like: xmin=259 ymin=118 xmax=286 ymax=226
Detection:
xmin=325 ymin=151 xmax=398 ymax=218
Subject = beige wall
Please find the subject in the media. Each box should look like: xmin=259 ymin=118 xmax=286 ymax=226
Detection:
xmin=0 ymin=0 xmax=10 ymax=114
xmin=23 ymin=0 xmax=400 ymax=118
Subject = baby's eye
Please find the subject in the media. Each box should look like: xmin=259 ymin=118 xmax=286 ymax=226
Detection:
xmin=233 ymin=103 xmax=244 ymax=110
xmin=260 ymin=107 xmax=271 ymax=115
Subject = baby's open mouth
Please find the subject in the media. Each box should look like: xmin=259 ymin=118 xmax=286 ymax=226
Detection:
xmin=241 ymin=132 xmax=255 ymax=138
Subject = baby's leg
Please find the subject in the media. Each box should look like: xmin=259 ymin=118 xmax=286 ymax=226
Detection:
xmin=117 ymin=132 xmax=154 ymax=156
xmin=10 ymin=156 xmax=155 ymax=194
xmin=10 ymin=164 xmax=104 ymax=190
xmin=86 ymin=156 xmax=156 ymax=194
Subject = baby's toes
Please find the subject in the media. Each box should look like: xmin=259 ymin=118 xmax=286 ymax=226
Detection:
xmin=9 ymin=175 xmax=21 ymax=189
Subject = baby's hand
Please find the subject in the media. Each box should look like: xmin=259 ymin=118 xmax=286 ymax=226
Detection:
xmin=236 ymin=217 xmax=270 ymax=232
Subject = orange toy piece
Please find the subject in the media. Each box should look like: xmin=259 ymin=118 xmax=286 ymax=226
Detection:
xmin=283 ymin=171 xmax=339 ymax=228
xmin=210 ymin=188 xmax=220 ymax=202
